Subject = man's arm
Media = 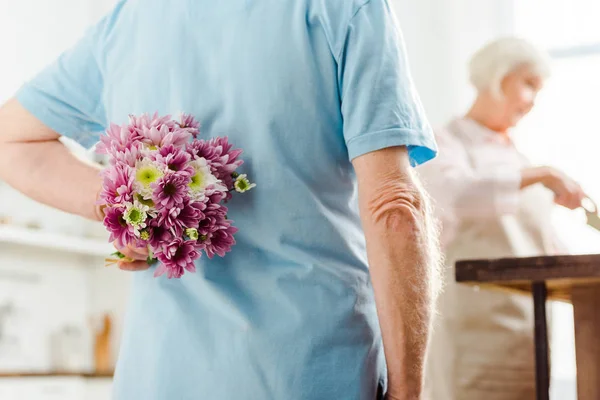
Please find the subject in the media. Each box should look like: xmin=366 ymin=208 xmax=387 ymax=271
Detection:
xmin=0 ymin=98 xmax=103 ymax=221
xmin=353 ymin=146 xmax=441 ymax=400
xmin=0 ymin=98 xmax=149 ymax=268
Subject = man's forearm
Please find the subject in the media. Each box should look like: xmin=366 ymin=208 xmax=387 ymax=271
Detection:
xmin=0 ymin=140 xmax=103 ymax=221
xmin=361 ymin=177 xmax=441 ymax=399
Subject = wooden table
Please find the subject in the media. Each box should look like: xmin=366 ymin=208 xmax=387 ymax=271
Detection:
xmin=456 ymin=254 xmax=600 ymax=400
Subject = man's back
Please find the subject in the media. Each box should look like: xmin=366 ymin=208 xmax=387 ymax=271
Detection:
xmin=99 ymin=0 xmax=367 ymax=265
xmin=15 ymin=0 xmax=436 ymax=398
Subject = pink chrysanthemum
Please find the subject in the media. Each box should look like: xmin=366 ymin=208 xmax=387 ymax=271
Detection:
xmin=141 ymin=125 xmax=191 ymax=149
xmin=185 ymin=140 xmax=206 ymax=159
xmin=195 ymin=202 xmax=236 ymax=257
xmin=148 ymin=219 xmax=175 ymax=249
xmin=104 ymin=207 xmax=135 ymax=249
xmin=196 ymin=202 xmax=227 ymax=237
xmin=206 ymin=191 xmax=227 ymax=204
xmin=154 ymin=145 xmax=194 ymax=176
xmin=186 ymin=137 xmax=243 ymax=193
xmin=99 ymin=165 xmax=134 ymax=205
xmin=155 ymin=201 xmax=205 ymax=236
xmin=140 ymin=125 xmax=168 ymax=147
xmin=129 ymin=112 xmax=176 ymax=134
xmin=178 ymin=113 xmax=200 ymax=138
xmin=96 ymin=123 xmax=140 ymax=156
xmin=204 ymin=223 xmax=238 ymax=259
xmin=152 ymin=172 xmax=190 ymax=209
xmin=153 ymin=237 xmax=199 ymax=279
xmin=178 ymin=201 xmax=205 ymax=230
xmin=111 ymin=142 xmax=143 ymax=167
xmin=155 ymin=206 xmax=182 ymax=231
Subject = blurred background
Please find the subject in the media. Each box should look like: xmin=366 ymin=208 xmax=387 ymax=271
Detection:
xmin=0 ymin=0 xmax=599 ymax=399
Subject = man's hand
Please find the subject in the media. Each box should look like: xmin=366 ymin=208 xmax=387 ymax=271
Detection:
xmin=115 ymin=243 xmax=150 ymax=271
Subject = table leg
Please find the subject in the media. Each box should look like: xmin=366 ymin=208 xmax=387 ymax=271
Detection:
xmin=532 ymin=282 xmax=550 ymax=400
xmin=572 ymin=285 xmax=600 ymax=400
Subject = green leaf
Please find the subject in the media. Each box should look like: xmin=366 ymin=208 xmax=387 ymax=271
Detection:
xmin=146 ymin=248 xmax=156 ymax=265
xmin=111 ymin=251 xmax=126 ymax=259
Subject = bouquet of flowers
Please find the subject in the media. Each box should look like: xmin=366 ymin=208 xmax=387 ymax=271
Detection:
xmin=97 ymin=113 xmax=254 ymax=279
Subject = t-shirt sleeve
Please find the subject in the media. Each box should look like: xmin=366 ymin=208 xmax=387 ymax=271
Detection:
xmin=15 ymin=2 xmax=125 ymax=148
xmin=338 ymin=0 xmax=437 ymax=166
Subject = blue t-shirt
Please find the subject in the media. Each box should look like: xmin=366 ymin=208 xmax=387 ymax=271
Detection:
xmin=17 ymin=1 xmax=437 ymax=399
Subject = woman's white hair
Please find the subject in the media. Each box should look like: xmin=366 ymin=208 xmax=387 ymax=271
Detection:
xmin=469 ymin=37 xmax=552 ymax=97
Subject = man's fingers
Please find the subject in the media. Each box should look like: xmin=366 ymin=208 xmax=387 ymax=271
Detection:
xmin=119 ymin=247 xmax=145 ymax=261
xmin=118 ymin=245 xmax=148 ymax=261
xmin=130 ymin=246 xmax=150 ymax=258
xmin=118 ymin=260 xmax=150 ymax=271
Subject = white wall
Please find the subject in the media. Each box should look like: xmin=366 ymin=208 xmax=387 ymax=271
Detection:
xmin=393 ymin=0 xmax=516 ymax=126
xmin=0 ymin=0 xmax=95 ymax=103
xmin=0 ymin=0 xmax=130 ymax=380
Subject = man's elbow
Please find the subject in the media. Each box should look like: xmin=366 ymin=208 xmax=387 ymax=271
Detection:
xmin=365 ymin=180 xmax=426 ymax=234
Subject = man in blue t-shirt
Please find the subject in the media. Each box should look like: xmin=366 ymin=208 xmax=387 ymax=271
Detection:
xmin=0 ymin=1 xmax=439 ymax=399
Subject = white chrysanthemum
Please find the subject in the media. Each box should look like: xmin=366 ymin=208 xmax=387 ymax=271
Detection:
xmin=189 ymin=158 xmax=227 ymax=198
xmin=234 ymin=174 xmax=256 ymax=193
xmin=140 ymin=143 xmax=159 ymax=157
xmin=134 ymin=157 xmax=164 ymax=199
xmin=123 ymin=200 xmax=152 ymax=237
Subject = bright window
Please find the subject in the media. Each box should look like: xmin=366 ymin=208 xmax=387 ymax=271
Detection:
xmin=515 ymin=0 xmax=600 ymax=50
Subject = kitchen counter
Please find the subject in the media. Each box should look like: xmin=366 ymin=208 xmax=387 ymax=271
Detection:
xmin=0 ymin=371 xmax=113 ymax=379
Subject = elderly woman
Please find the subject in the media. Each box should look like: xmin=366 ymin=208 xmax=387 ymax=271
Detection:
xmin=420 ymin=37 xmax=586 ymax=399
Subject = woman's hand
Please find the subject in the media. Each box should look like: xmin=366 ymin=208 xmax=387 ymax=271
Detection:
xmin=521 ymin=166 xmax=585 ymax=210
xmin=539 ymin=166 xmax=586 ymax=210
xmin=115 ymin=243 xmax=150 ymax=271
